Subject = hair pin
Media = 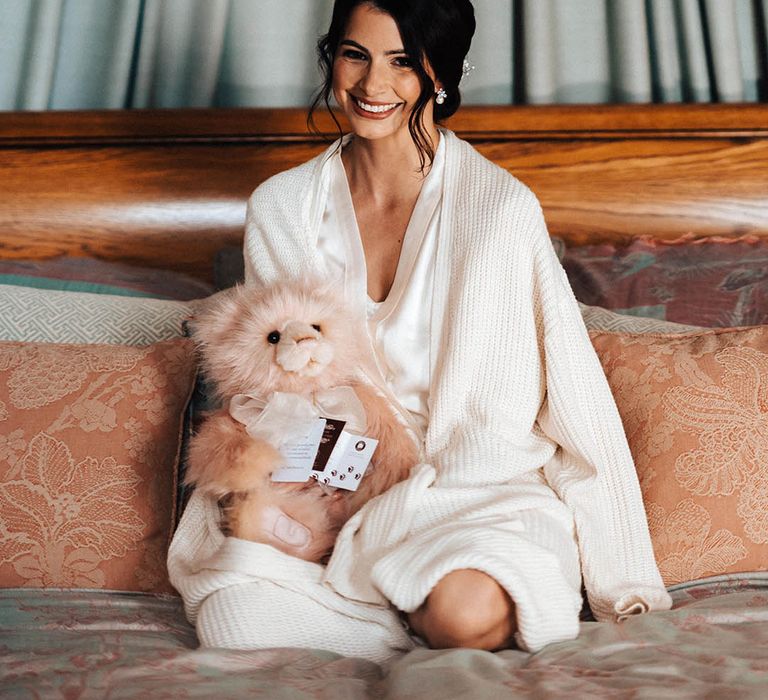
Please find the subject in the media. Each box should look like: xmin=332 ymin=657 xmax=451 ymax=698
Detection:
xmin=461 ymin=58 xmax=475 ymax=82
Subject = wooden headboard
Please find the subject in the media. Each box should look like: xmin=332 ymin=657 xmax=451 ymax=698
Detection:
xmin=1 ymin=104 xmax=767 ymax=283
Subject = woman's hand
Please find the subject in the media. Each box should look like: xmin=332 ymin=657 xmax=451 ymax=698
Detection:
xmin=407 ymin=568 xmax=517 ymax=650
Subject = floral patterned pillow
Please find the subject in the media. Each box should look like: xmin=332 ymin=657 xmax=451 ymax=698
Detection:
xmin=590 ymin=325 xmax=768 ymax=585
xmin=0 ymin=339 xmax=195 ymax=593
xmin=564 ymin=234 xmax=768 ymax=327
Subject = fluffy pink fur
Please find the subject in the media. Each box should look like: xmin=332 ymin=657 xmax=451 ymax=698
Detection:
xmin=185 ymin=279 xmax=418 ymax=562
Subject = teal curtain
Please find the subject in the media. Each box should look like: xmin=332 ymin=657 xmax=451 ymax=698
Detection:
xmin=0 ymin=0 xmax=765 ymax=110
xmin=516 ymin=0 xmax=766 ymax=102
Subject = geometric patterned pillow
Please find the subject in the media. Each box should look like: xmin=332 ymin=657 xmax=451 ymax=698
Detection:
xmin=0 ymin=338 xmax=196 ymax=593
xmin=589 ymin=325 xmax=768 ymax=585
xmin=580 ymin=302 xmax=701 ymax=334
xmin=0 ymin=284 xmax=197 ymax=345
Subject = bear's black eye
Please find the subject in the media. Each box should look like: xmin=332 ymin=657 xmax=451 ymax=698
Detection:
xmin=267 ymin=330 xmax=281 ymax=344
xmin=312 ymin=324 xmax=321 ymax=332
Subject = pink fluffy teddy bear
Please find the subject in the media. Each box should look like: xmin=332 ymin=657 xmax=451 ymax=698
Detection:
xmin=184 ymin=279 xmax=419 ymax=563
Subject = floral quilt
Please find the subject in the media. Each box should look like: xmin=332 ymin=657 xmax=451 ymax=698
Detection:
xmin=2 ymin=575 xmax=768 ymax=698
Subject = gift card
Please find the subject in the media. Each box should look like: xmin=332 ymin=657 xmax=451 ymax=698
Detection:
xmin=318 ymin=434 xmax=378 ymax=492
xmin=271 ymin=418 xmax=327 ymax=483
xmin=312 ymin=418 xmax=347 ymax=474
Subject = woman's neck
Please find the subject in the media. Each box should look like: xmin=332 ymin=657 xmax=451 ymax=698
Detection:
xmin=341 ymin=129 xmax=439 ymax=205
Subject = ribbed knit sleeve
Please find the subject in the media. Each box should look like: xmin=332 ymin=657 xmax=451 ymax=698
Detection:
xmin=440 ymin=138 xmax=670 ymax=625
xmin=531 ymin=223 xmax=672 ymax=621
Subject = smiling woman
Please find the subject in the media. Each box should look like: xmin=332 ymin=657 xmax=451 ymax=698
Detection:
xmin=167 ymin=0 xmax=672 ymax=663
xmin=331 ymin=7 xmax=434 ymax=145
xmin=310 ymin=0 xmax=474 ymax=170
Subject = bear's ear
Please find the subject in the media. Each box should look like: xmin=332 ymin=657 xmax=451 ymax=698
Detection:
xmin=189 ymin=285 xmax=250 ymax=347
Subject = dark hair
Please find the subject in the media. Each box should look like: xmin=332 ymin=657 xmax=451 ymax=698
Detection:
xmin=308 ymin=0 xmax=475 ymax=169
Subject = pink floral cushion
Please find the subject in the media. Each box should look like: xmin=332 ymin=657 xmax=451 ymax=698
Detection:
xmin=0 ymin=339 xmax=195 ymax=592
xmin=590 ymin=325 xmax=768 ymax=585
xmin=564 ymin=234 xmax=768 ymax=327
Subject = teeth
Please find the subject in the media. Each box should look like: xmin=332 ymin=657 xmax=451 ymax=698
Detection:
xmin=355 ymin=98 xmax=399 ymax=113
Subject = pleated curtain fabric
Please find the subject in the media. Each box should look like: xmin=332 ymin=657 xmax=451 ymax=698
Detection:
xmin=0 ymin=0 xmax=765 ymax=110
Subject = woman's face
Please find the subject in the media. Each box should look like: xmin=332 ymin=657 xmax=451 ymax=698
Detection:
xmin=332 ymin=3 xmax=436 ymax=144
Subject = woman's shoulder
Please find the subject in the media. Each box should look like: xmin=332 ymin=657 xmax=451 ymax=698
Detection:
xmin=440 ymin=129 xmax=553 ymax=264
xmin=444 ymin=130 xmax=544 ymax=236
xmin=248 ymin=149 xmax=326 ymax=206
xmin=247 ymin=139 xmax=342 ymax=214
xmin=444 ymin=130 xmax=539 ymax=207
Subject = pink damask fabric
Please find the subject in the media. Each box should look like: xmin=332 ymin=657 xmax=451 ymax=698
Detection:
xmin=590 ymin=326 xmax=768 ymax=585
xmin=0 ymin=339 xmax=195 ymax=593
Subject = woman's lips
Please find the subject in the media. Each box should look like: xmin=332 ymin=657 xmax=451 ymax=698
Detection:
xmin=351 ymin=96 xmax=402 ymax=119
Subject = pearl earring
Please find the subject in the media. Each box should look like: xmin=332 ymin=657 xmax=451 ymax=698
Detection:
xmin=435 ymin=87 xmax=447 ymax=105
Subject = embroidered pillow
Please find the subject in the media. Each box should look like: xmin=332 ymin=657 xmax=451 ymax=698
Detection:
xmin=590 ymin=326 xmax=768 ymax=585
xmin=0 ymin=339 xmax=195 ymax=593
xmin=564 ymin=234 xmax=768 ymax=327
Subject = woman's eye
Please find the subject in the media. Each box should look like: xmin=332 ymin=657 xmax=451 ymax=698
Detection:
xmin=341 ymin=49 xmax=367 ymax=61
xmin=393 ymin=56 xmax=413 ymax=68
xmin=267 ymin=331 xmax=281 ymax=345
xmin=312 ymin=324 xmax=321 ymax=332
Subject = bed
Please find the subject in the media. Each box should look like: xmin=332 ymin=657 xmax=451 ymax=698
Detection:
xmin=2 ymin=103 xmax=768 ymax=698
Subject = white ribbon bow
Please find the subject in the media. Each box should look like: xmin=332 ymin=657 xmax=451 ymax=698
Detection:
xmin=229 ymin=388 xmax=367 ymax=446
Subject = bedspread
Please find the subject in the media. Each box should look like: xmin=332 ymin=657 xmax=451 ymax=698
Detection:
xmin=2 ymin=576 xmax=767 ymax=699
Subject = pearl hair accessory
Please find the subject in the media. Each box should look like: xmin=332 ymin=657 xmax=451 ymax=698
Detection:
xmin=435 ymin=58 xmax=474 ymax=105
xmin=461 ymin=58 xmax=475 ymax=82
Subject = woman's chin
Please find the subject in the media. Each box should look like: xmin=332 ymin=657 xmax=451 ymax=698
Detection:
xmin=345 ymin=115 xmax=410 ymax=143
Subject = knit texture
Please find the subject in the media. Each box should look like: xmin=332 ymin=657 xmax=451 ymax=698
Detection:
xmin=169 ymin=130 xmax=671 ymax=657
xmin=167 ymin=491 xmax=414 ymax=662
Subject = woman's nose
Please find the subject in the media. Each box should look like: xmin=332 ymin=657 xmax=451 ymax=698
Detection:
xmin=359 ymin=59 xmax=387 ymax=96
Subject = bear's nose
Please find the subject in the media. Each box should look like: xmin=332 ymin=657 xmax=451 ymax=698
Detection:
xmin=282 ymin=320 xmax=321 ymax=345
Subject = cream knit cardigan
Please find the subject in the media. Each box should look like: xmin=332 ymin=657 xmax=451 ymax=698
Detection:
xmin=169 ymin=129 xmax=671 ymax=656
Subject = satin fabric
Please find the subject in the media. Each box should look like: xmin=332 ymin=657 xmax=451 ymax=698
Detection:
xmin=316 ymin=134 xmax=445 ymax=435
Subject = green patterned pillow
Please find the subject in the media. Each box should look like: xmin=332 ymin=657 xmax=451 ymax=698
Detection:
xmin=579 ymin=302 xmax=700 ymax=334
xmin=0 ymin=284 xmax=197 ymax=345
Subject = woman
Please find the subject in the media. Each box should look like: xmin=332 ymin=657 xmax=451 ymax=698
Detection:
xmin=169 ymin=0 xmax=671 ymax=660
